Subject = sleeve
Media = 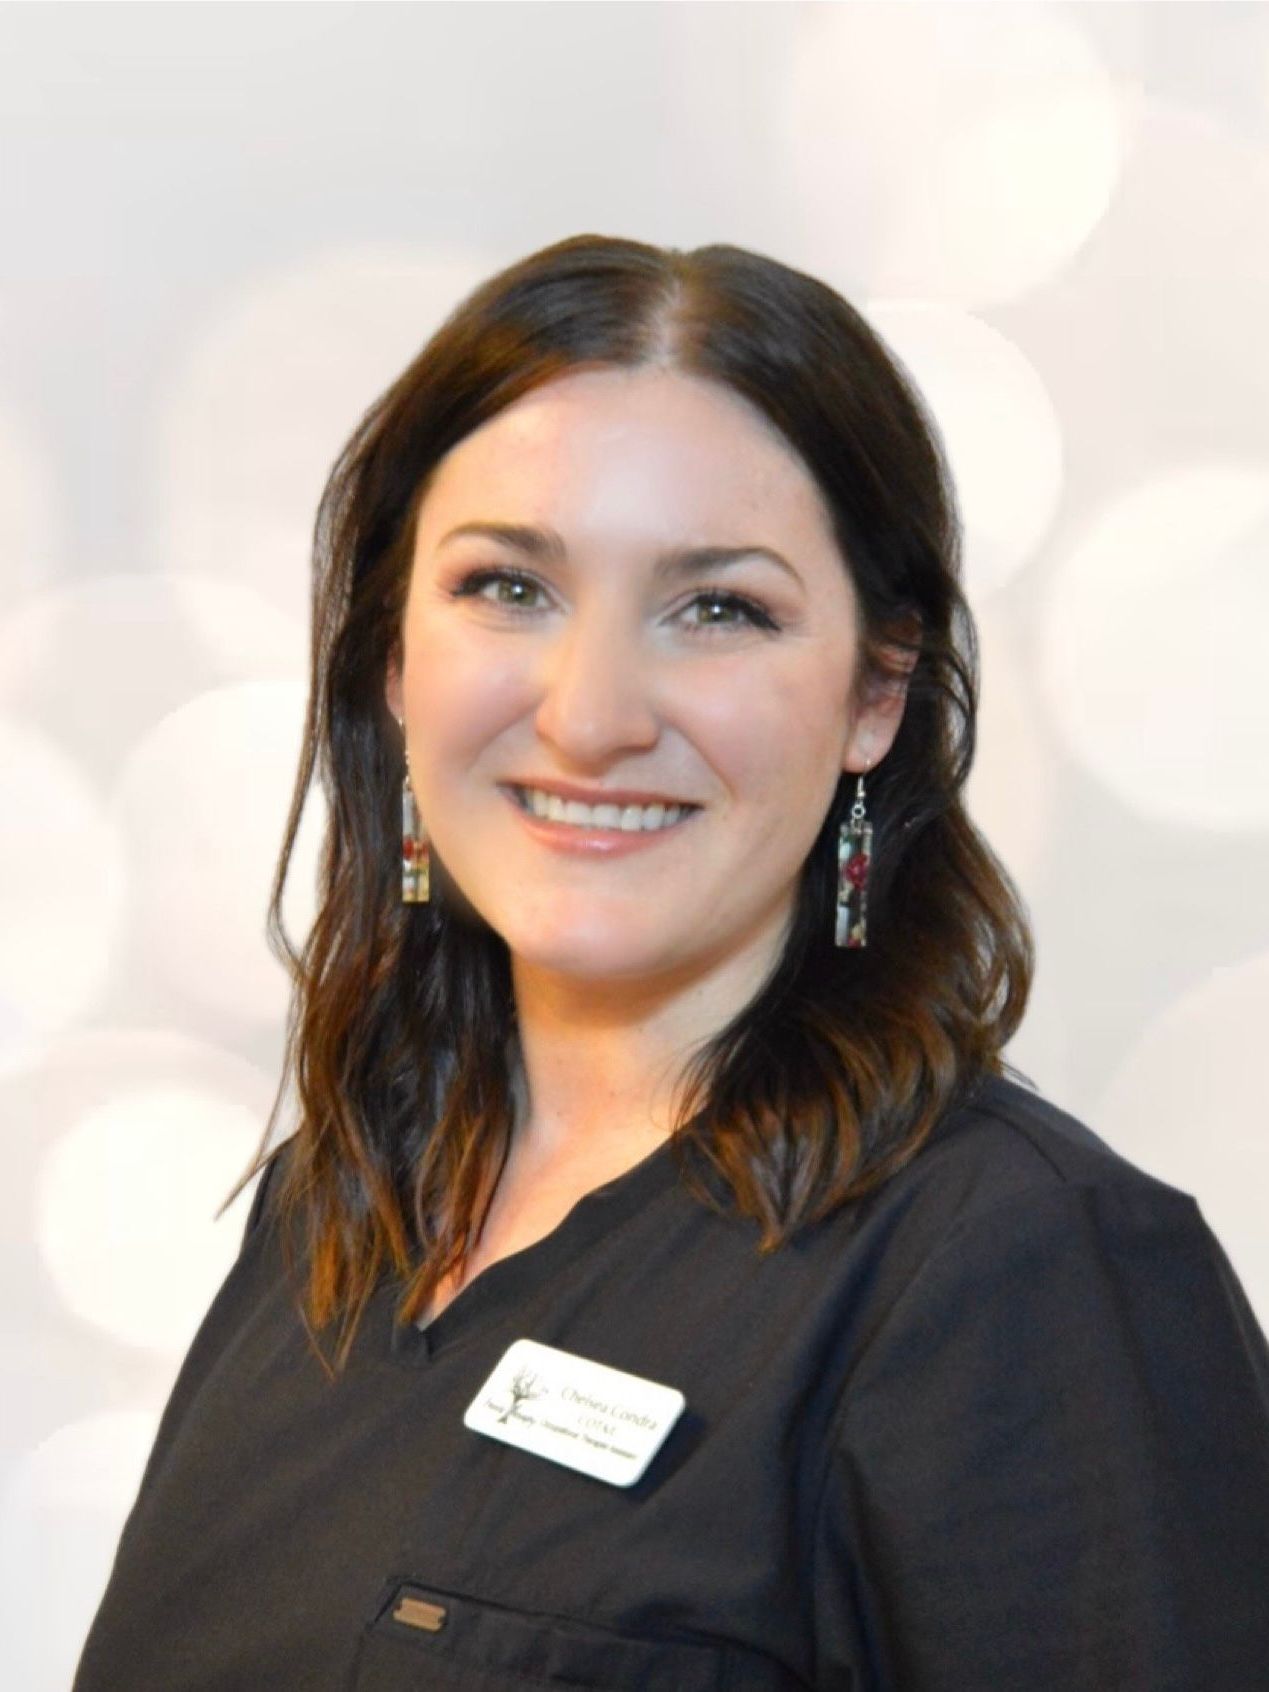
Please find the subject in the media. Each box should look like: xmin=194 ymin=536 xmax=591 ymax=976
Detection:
xmin=809 ymin=1179 xmax=1269 ymax=1691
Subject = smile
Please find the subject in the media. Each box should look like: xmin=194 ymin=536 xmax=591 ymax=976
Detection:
xmin=498 ymin=784 xmax=702 ymax=857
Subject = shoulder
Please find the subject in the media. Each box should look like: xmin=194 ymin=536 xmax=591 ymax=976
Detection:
xmin=815 ymin=1070 xmax=1222 ymax=1392
xmin=894 ymin=1067 xmax=1199 ymax=1228
xmin=810 ymin=1073 xmax=1269 ymax=1687
xmin=238 ymin=1133 xmax=298 ymax=1252
xmin=823 ymin=1072 xmax=1269 ymax=1450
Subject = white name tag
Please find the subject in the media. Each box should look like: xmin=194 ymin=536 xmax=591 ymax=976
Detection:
xmin=463 ymin=1337 xmax=686 ymax=1487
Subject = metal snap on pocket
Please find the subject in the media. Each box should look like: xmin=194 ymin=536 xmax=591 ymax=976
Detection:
xmin=390 ymin=1590 xmax=447 ymax=1632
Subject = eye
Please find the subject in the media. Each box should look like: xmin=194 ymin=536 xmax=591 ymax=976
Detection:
xmin=448 ymin=566 xmax=549 ymax=612
xmin=678 ymin=590 xmax=779 ymax=635
xmin=447 ymin=567 xmax=780 ymax=635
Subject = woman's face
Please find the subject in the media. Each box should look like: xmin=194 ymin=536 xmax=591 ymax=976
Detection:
xmin=386 ymin=364 xmax=903 ymax=1004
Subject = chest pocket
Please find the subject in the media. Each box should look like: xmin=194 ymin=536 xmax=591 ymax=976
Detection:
xmin=350 ymin=1573 xmax=728 ymax=1691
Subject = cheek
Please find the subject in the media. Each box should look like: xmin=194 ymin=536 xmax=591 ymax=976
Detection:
xmin=689 ymin=658 xmax=843 ymax=794
xmin=408 ymin=623 xmax=527 ymax=765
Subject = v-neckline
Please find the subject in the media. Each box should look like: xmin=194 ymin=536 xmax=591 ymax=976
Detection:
xmin=380 ymin=1131 xmax=687 ymax=1367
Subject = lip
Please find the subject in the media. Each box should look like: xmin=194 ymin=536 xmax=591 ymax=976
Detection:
xmin=499 ymin=784 xmax=701 ymax=857
xmin=504 ymin=777 xmax=699 ymax=808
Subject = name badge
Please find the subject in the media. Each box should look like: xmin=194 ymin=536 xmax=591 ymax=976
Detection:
xmin=463 ymin=1337 xmax=686 ymax=1487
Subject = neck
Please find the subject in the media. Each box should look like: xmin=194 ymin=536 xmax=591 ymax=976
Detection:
xmin=503 ymin=908 xmax=790 ymax=1171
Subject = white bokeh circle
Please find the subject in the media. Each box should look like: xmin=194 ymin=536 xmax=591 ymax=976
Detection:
xmin=867 ymin=302 xmax=1065 ymax=599
xmin=146 ymin=244 xmax=491 ymax=624
xmin=0 ymin=572 xmax=305 ymax=777
xmin=0 ymin=395 xmax=62 ymax=615
xmin=780 ymin=0 xmax=1129 ymax=307
xmin=1 ymin=1027 xmax=280 ymax=1344
xmin=0 ymin=717 xmax=123 ymax=1049
xmin=1037 ymin=462 xmax=1269 ymax=829
xmin=110 ymin=679 xmax=323 ymax=1026
xmin=36 ymin=1081 xmax=267 ymax=1351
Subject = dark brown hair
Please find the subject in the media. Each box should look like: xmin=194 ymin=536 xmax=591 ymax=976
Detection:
xmin=219 ymin=233 xmax=1035 ymax=1378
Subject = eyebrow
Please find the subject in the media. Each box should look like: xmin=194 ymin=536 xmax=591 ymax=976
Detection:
xmin=436 ymin=521 xmax=803 ymax=586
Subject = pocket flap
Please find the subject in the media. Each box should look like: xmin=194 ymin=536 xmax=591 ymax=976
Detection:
xmin=351 ymin=1573 xmax=727 ymax=1690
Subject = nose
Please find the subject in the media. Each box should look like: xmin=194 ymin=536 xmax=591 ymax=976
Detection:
xmin=531 ymin=602 xmax=660 ymax=763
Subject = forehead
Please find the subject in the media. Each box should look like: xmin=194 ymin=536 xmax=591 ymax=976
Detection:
xmin=413 ymin=366 xmax=837 ymax=554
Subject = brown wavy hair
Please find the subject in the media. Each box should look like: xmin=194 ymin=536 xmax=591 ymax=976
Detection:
xmin=219 ymin=233 xmax=1036 ymax=1378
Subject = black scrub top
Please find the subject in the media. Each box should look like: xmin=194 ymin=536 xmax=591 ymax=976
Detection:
xmin=72 ymin=1073 xmax=1269 ymax=1691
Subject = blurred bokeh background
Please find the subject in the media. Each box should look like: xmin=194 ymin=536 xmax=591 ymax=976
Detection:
xmin=2 ymin=3 xmax=1267 ymax=1684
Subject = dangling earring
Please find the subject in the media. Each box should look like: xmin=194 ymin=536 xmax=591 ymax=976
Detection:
xmin=398 ymin=717 xmax=430 ymax=904
xmin=835 ymin=765 xmax=872 ymax=948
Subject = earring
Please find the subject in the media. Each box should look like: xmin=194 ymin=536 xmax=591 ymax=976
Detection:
xmin=835 ymin=766 xmax=872 ymax=948
xmin=398 ymin=718 xmax=430 ymax=904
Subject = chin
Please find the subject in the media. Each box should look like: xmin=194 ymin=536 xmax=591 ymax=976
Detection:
xmin=502 ymin=927 xmax=675 ymax=976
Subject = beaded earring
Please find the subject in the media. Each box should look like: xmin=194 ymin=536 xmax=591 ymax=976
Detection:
xmin=398 ymin=718 xmax=430 ymax=904
xmin=835 ymin=767 xmax=872 ymax=948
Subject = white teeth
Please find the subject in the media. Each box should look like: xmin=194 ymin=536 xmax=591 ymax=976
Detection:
xmin=514 ymin=787 xmax=693 ymax=831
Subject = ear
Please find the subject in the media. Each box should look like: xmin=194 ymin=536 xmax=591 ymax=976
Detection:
xmin=842 ymin=619 xmax=920 ymax=774
xmin=384 ymin=648 xmax=403 ymax=724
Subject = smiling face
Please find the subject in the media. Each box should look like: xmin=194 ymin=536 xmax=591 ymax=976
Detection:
xmin=385 ymin=364 xmax=905 ymax=1006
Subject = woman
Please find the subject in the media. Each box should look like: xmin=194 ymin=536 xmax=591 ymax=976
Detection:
xmin=73 ymin=235 xmax=1269 ymax=1690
